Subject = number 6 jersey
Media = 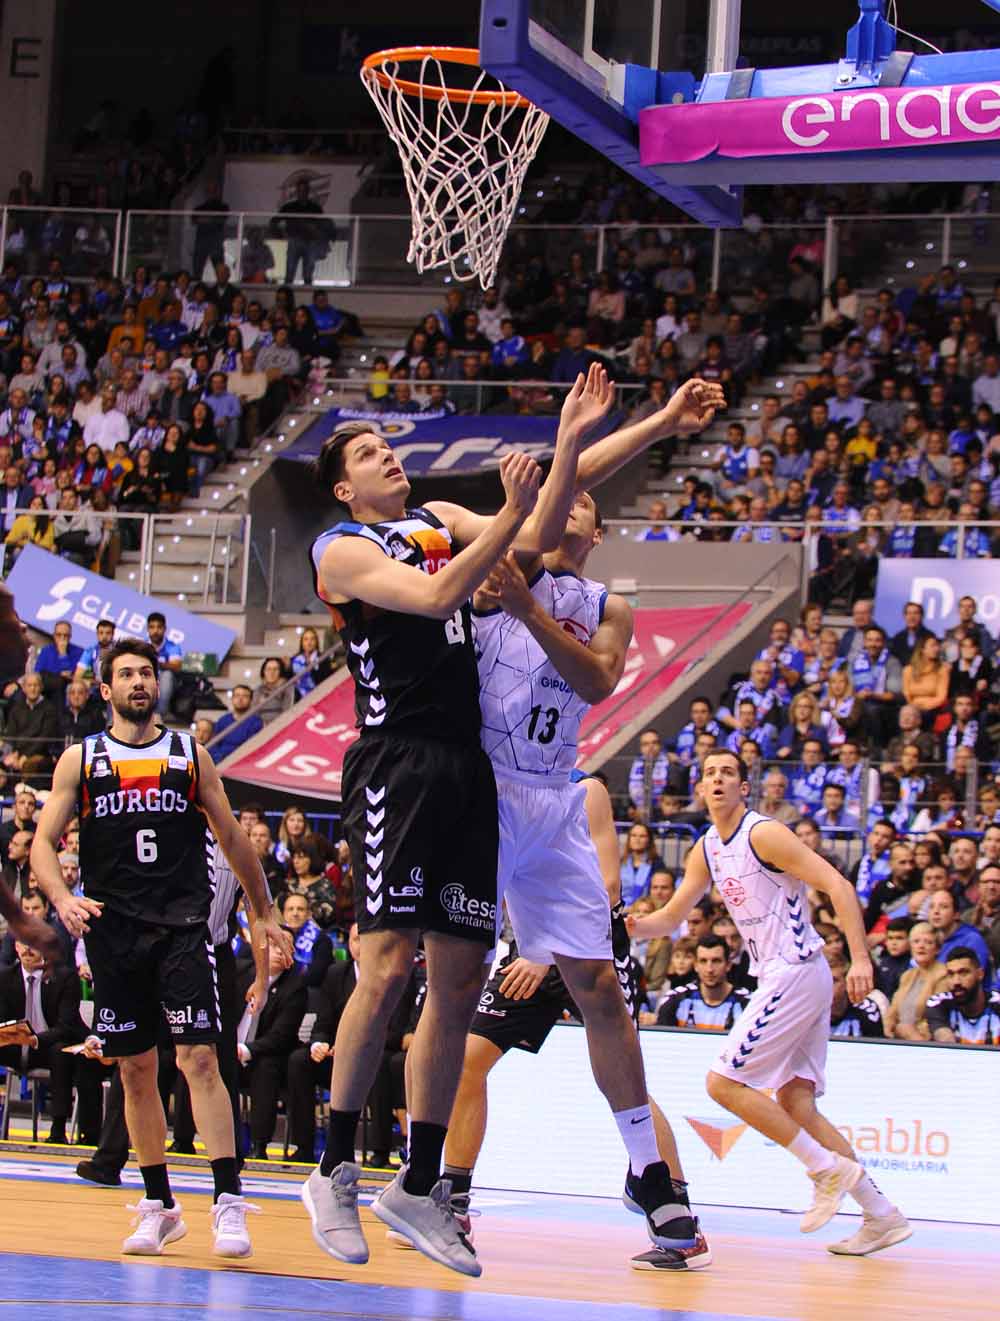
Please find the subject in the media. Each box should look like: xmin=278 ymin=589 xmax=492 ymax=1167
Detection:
xmin=78 ymin=728 xmax=213 ymax=927
xmin=474 ymin=568 xmax=607 ymax=779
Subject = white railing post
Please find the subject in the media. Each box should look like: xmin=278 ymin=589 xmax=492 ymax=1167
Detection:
xmin=121 ymin=211 xmax=133 ymax=282
xmin=822 ymin=215 xmax=838 ymax=294
xmin=710 ymin=228 xmax=722 ymax=292
xmin=137 ymin=512 xmax=150 ymax=595
xmin=234 ymin=211 xmax=245 ymax=284
xmin=596 ymin=225 xmax=606 ymax=273
xmin=239 ymin=514 xmax=251 ymax=608
xmin=203 ymin=516 xmax=218 ymax=605
xmin=111 ymin=210 xmax=123 ymax=279
xmin=942 ymin=214 xmax=953 ymax=267
xmin=350 ymin=215 xmax=360 ymax=285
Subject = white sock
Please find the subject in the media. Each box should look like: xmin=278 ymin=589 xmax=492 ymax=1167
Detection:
xmin=786 ymin=1129 xmax=837 ymax=1175
xmin=850 ymin=1171 xmax=895 ymax=1218
xmin=614 ymin=1104 xmax=660 ymax=1177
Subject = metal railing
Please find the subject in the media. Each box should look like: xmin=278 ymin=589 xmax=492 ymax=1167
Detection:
xmin=313 ymin=374 xmax=648 ymax=413
xmin=10 ymin=511 xmax=252 ymax=608
xmin=2 ymin=205 xmax=999 ymax=296
xmin=1 ymin=205 xmax=122 ymax=282
xmin=601 ymin=517 xmax=1000 ymax=605
xmin=204 ymin=642 xmax=343 ymax=755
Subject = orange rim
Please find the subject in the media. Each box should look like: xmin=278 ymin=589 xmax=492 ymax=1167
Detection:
xmin=362 ymin=46 xmax=533 ymax=108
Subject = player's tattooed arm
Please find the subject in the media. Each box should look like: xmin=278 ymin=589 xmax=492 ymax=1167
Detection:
xmin=324 ymin=453 xmax=541 ymax=619
xmin=749 ymin=819 xmax=874 ymax=1002
xmin=31 ymin=745 xmax=104 ymax=940
xmin=479 ymin=559 xmax=632 ymax=706
xmin=626 ymin=839 xmax=710 ymax=941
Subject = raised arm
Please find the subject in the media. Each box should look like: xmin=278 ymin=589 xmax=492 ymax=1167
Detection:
xmin=576 ymin=378 xmax=727 ymax=492
xmin=627 ymin=839 xmax=711 ymax=940
xmin=478 ymin=556 xmax=632 ymax=706
xmin=30 ymin=745 xmax=104 ymax=938
xmin=430 ymin=364 xmax=614 ymax=555
xmin=749 ymin=818 xmax=873 ymax=1002
xmin=320 ymin=452 xmax=540 ymax=621
xmin=195 ymin=744 xmax=292 ymax=966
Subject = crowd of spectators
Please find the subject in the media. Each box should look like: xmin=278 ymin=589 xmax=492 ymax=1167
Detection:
xmin=0 ymin=253 xmax=353 ymax=565
xmin=619 ymin=587 xmax=1000 ymax=1045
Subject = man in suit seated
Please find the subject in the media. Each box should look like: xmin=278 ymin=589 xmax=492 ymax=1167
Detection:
xmin=0 ymin=936 xmax=103 ymax=1143
xmin=237 ymin=936 xmax=307 ymax=1159
xmin=285 ymin=922 xmax=419 ymax=1166
xmin=0 ymin=890 xmax=75 ymax=968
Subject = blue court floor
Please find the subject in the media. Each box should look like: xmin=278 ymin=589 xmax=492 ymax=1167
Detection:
xmin=0 ymin=1253 xmax=787 ymax=1321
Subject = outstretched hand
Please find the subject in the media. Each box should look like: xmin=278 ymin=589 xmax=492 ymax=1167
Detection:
xmin=499 ymin=452 xmax=542 ymax=520
xmin=559 ymin=362 xmax=614 ymax=440
xmin=659 ymin=378 xmax=727 ymax=436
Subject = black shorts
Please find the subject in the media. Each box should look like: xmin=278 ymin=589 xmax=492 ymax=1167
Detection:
xmin=86 ymin=908 xmax=221 ymax=1057
xmin=611 ymin=900 xmax=642 ymax=1028
xmin=469 ymin=964 xmax=578 ymax=1055
xmin=342 ymin=734 xmax=499 ymax=944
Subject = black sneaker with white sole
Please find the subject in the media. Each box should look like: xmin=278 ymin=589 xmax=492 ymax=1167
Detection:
xmin=622 ymin=1161 xmax=697 ymax=1249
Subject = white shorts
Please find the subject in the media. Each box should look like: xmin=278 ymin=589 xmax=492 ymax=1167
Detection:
xmin=711 ymin=954 xmax=833 ymax=1098
xmin=496 ymin=770 xmax=612 ymax=965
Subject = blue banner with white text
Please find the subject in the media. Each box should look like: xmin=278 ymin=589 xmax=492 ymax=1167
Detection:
xmin=7 ymin=544 xmax=237 ymax=658
xmin=875 ymin=558 xmax=1000 ymax=640
xmin=283 ymin=408 xmax=564 ymax=475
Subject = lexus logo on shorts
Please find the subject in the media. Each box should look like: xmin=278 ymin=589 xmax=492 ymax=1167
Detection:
xmin=479 ymin=991 xmax=494 ymax=1006
xmin=99 ymin=1007 xmax=115 ymax=1023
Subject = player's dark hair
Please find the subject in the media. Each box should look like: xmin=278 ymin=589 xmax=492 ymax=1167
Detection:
xmin=101 ymin=638 xmax=159 ymax=685
xmin=695 ymin=933 xmax=729 ymax=957
xmin=945 ymin=945 xmax=981 ymax=968
xmin=146 ymin=611 xmax=165 ymax=627
xmin=314 ymin=420 xmax=380 ymax=491
xmin=701 ymin=747 xmax=750 ymax=782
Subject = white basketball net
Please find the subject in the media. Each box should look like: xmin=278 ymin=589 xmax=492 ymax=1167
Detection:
xmin=361 ymin=52 xmax=549 ymax=290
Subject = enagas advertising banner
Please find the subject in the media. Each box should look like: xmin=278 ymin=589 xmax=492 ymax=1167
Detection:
xmin=221 ymin=605 xmax=744 ymax=796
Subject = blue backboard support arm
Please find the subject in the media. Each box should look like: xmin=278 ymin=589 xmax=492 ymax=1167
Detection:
xmin=479 ymin=0 xmax=744 ymax=228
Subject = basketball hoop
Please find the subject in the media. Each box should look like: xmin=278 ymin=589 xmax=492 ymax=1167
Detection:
xmin=361 ymin=46 xmax=549 ymax=290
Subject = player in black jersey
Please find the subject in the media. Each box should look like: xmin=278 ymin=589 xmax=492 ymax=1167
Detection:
xmin=301 ymin=372 xmax=615 ymax=1277
xmin=31 ymin=639 xmax=292 ymax=1261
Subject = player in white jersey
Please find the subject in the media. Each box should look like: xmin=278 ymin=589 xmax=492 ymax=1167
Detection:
xmin=466 ymin=376 xmax=728 ymax=1259
xmin=628 ymin=749 xmax=911 ymax=1257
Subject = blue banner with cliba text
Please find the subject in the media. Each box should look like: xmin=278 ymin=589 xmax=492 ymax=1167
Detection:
xmin=7 ymin=544 xmax=237 ymax=658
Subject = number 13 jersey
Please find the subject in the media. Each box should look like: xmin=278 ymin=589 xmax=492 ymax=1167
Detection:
xmin=474 ymin=569 xmax=606 ymax=779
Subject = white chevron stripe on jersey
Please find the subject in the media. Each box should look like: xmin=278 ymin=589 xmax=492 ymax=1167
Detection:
xmin=365 ymin=785 xmax=386 ymax=915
